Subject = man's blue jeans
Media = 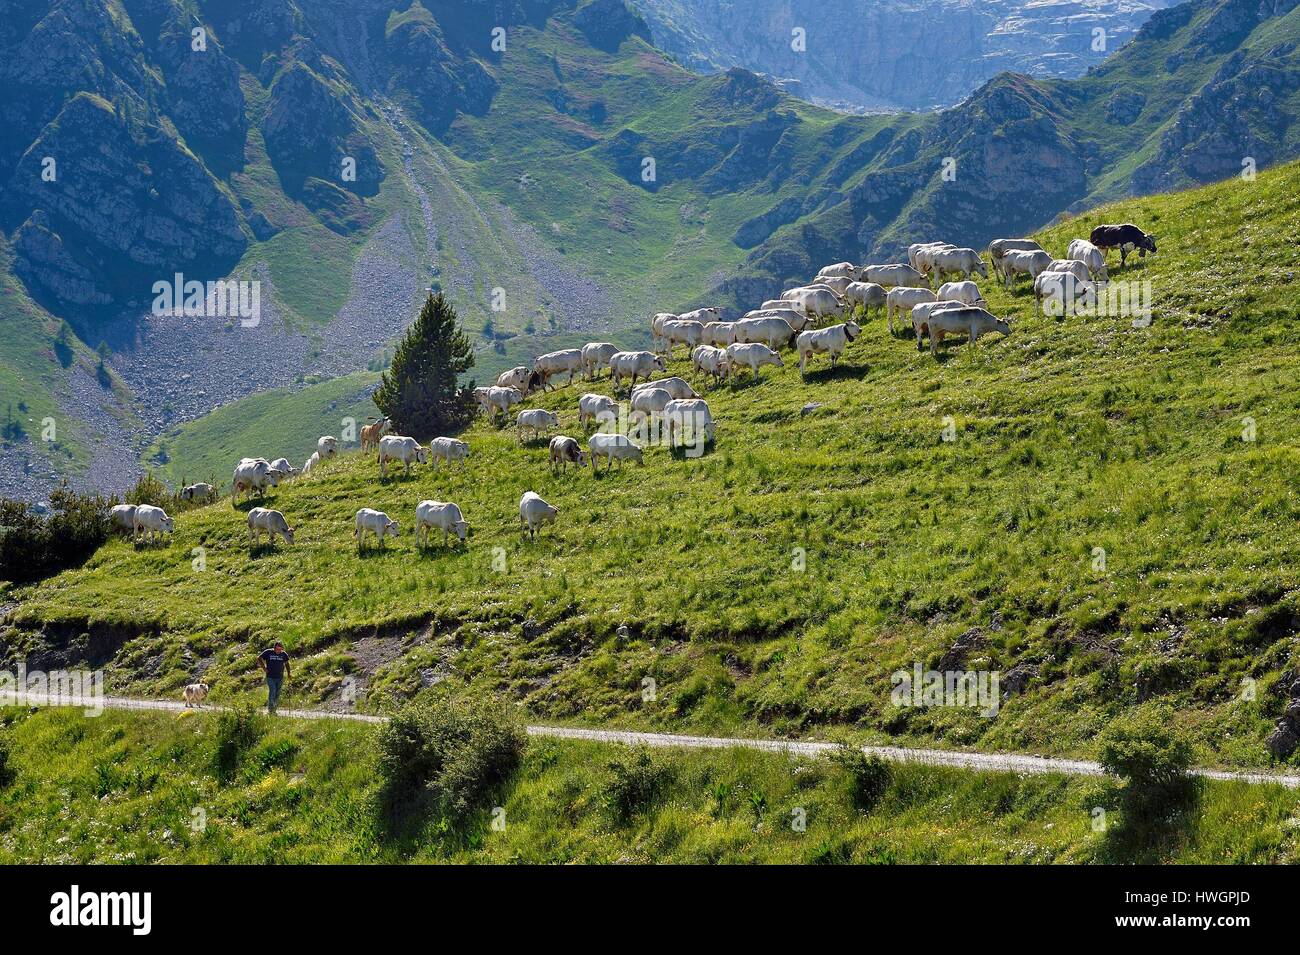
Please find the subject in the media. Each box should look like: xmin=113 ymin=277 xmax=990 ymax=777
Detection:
xmin=266 ymin=676 xmax=283 ymax=713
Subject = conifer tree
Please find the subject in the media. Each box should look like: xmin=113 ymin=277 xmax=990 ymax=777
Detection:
xmin=373 ymin=293 xmax=475 ymax=437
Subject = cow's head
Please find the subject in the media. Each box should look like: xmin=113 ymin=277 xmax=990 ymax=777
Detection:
xmin=283 ymin=526 xmax=296 ymax=545
xmin=454 ymin=520 xmax=469 ymax=542
xmin=384 ymin=520 xmax=401 ymax=538
xmin=845 ymin=321 xmax=862 ymax=342
xmin=1140 ymin=234 xmax=1157 ymax=255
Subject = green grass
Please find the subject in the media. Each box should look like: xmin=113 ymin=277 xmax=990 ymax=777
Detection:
xmin=9 ymin=161 xmax=1300 ymax=770
xmin=2 ymin=707 xmax=1296 ymax=863
xmin=144 ymin=371 xmax=380 ymax=488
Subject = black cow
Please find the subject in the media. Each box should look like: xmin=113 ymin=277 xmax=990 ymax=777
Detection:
xmin=1089 ymin=223 xmax=1157 ymax=269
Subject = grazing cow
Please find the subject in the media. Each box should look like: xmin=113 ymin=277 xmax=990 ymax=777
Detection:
xmin=183 ymin=683 xmax=210 ymax=707
xmin=691 ymin=344 xmax=732 ymax=384
xmin=650 ymin=312 xmax=678 ymax=351
xmin=549 ymin=435 xmax=588 ymax=472
xmin=232 ymin=458 xmax=286 ymax=505
xmin=354 ymin=508 xmax=400 ymax=548
xmin=360 ymin=418 xmax=390 ymax=450
xmin=1089 ymin=223 xmax=1156 ymax=268
xmin=533 ymin=349 xmax=584 ymax=389
xmin=519 ymin=491 xmax=559 ymax=536
xmin=935 ymin=281 xmax=986 ymax=307
xmin=588 ymin=432 xmax=644 ymax=472
xmin=578 ymin=392 xmax=618 ymax=430
xmin=483 ymin=386 xmax=524 ymax=419
xmin=913 ymin=306 xmax=1011 ymax=356
xmin=928 ymin=248 xmax=988 ymax=285
xmin=1000 ymin=249 xmax=1054 ymax=290
xmin=988 ymin=238 xmax=1045 ymax=279
xmin=632 ymin=376 xmax=698 ymax=400
xmin=1067 ymin=239 xmax=1112 ymax=280
xmin=247 ymin=507 xmax=294 ymax=547
xmin=886 ymin=286 xmax=938 ymax=333
xmin=377 ymin=434 xmax=427 ymax=478
xmin=302 ymin=451 xmax=321 ymax=475
xmin=181 ymin=483 xmax=217 ymax=503
xmin=317 ymin=436 xmax=338 ymax=458
xmin=1033 ymin=271 xmax=1098 ymax=317
xmin=609 ymin=351 xmax=666 ymax=390
xmin=844 ymin=281 xmax=888 ymax=318
xmin=726 ymin=342 xmax=784 ymax=381
xmin=472 ymin=387 xmax=494 ymax=414
xmin=1045 ymin=260 xmax=1092 ymax=285
xmin=517 ymin=408 xmax=559 ymax=442
xmin=677 ymin=307 xmax=724 ymax=325
xmin=732 ymin=316 xmax=799 ymax=350
xmin=816 ymin=261 xmax=858 ymax=280
xmin=909 ymin=242 xmax=953 ymax=271
xmin=913 ymin=244 xmax=957 ymax=279
xmin=133 ymin=504 xmax=174 ymax=543
xmin=816 ymin=275 xmax=854 ymax=296
xmin=415 ymin=500 xmax=469 ymax=547
xmin=110 ymin=503 xmax=137 ymax=535
xmin=630 ymin=386 xmax=673 ymax=427
xmin=861 ymin=264 xmax=928 ymax=289
xmin=429 ymin=436 xmax=470 ymax=467
xmin=580 ymin=342 xmax=620 ymax=379
xmin=782 ymin=287 xmax=843 ymax=322
xmin=663 ymin=398 xmax=715 ymax=448
xmin=659 ymin=319 xmax=705 ymax=357
xmin=743 ymin=307 xmax=809 ymax=330
xmin=268 ymin=459 xmax=298 ymax=478
xmin=702 ymin=321 xmax=738 ymax=346
xmin=796 ymin=321 xmax=861 ymax=375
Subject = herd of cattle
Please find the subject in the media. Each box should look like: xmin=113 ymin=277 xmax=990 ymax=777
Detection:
xmin=103 ymin=222 xmax=1155 ymax=549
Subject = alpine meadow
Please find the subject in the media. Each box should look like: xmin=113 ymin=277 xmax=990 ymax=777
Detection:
xmin=3 ymin=0 xmax=1300 ymax=893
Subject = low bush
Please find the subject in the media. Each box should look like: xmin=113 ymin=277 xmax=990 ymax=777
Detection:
xmin=0 ymin=484 xmax=110 ymax=584
xmin=831 ymin=746 xmax=892 ymax=812
xmin=213 ymin=707 xmax=265 ymax=782
xmin=602 ymin=748 xmax=673 ymax=823
xmin=1098 ymin=707 xmax=1199 ymax=819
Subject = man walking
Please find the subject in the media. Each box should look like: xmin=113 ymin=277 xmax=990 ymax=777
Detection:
xmin=257 ymin=641 xmax=291 ymax=714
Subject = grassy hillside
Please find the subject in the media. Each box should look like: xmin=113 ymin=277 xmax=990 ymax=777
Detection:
xmin=144 ymin=371 xmax=380 ymax=488
xmin=2 ymin=707 xmax=1296 ymax=863
xmin=7 ymin=162 xmax=1300 ymax=769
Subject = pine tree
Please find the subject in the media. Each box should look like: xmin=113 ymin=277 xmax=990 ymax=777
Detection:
xmin=373 ymin=293 xmax=475 ymax=438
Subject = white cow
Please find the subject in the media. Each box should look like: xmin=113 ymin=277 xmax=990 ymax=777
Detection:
xmin=816 ymin=261 xmax=858 ymax=280
xmin=1045 ymin=260 xmax=1092 ymax=285
xmin=910 ymin=300 xmax=967 ymax=328
xmin=302 ymin=451 xmax=321 ymax=475
xmin=631 ymin=376 xmax=698 ymax=400
xmin=377 ymin=434 xmax=427 ymax=478
xmin=783 ymin=287 xmax=843 ymax=322
xmin=428 ymin=436 xmax=470 ymax=467
xmin=415 ymin=500 xmax=469 ymax=546
xmin=354 ymin=508 xmax=400 ymax=548
xmin=1000 ymin=249 xmax=1054 ymax=289
xmin=630 ymin=386 xmax=673 ymax=425
xmin=133 ymin=504 xmax=174 ymax=542
xmin=861 ymin=264 xmax=928 ymax=289
xmin=702 ymin=321 xmax=738 ymax=346
xmin=181 ymin=483 xmax=217 ymax=503
xmin=909 ymin=242 xmax=953 ymax=271
xmin=268 ymin=459 xmax=298 ymax=478
xmin=472 ymin=386 xmax=494 ymax=414
xmin=935 ymin=281 xmax=986 ymax=307
xmin=844 ymin=282 xmax=888 ymax=318
xmin=533 ymin=349 xmax=584 ymax=389
xmin=316 ymin=436 xmax=338 ymax=458
xmin=742 ymin=308 xmax=809 ymax=330
xmin=913 ymin=306 xmax=1011 ymax=355
xmin=989 ymin=238 xmax=1045 ymax=280
xmin=483 ymin=386 xmax=524 ymax=418
xmin=726 ymin=342 xmax=784 ymax=381
xmin=927 ymin=247 xmax=988 ymax=285
xmin=110 ymin=503 xmax=137 ymax=535
xmin=519 ymin=491 xmax=560 ymax=536
xmin=578 ymin=392 xmax=618 ymax=430
xmin=247 ymin=507 xmax=294 ymax=547
xmin=232 ymin=458 xmax=286 ymax=505
xmin=796 ymin=321 xmax=861 ymax=375
xmin=663 ymin=398 xmax=715 ymax=448
xmin=732 ymin=316 xmax=799 ymax=350
xmin=914 ymin=244 xmax=957 ymax=279
xmin=677 ymin=307 xmax=724 ymax=324
xmin=1066 ymin=239 xmax=1110 ymax=281
xmin=1033 ymin=271 xmax=1098 ymax=317
xmin=517 ymin=408 xmax=559 ymax=442
xmin=659 ymin=319 xmax=704 ymax=357
xmin=580 ymin=342 xmax=620 ymax=379
xmin=497 ymin=365 xmax=534 ymax=391
xmin=650 ymin=312 xmax=678 ymax=351
xmin=886 ymin=286 xmax=938 ymax=332
xmin=609 ymin=351 xmax=666 ymax=389
xmin=587 ymin=433 xmax=644 ymax=472
xmin=691 ymin=344 xmax=732 ymax=384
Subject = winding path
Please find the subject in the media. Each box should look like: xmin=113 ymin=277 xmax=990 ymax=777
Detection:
xmin=4 ymin=690 xmax=1297 ymax=789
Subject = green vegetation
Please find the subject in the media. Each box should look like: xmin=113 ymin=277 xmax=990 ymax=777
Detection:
xmin=1 ymin=707 xmax=1297 ymax=863
xmin=373 ymin=293 xmax=476 ymax=439
xmin=0 ymin=486 xmax=110 ymax=585
xmin=8 ymin=162 xmax=1300 ymax=770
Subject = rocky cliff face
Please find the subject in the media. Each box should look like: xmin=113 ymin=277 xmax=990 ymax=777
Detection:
xmin=631 ymin=0 xmax=1180 ymax=111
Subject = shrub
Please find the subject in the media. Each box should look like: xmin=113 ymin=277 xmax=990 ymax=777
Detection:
xmin=831 ymin=746 xmax=892 ymax=813
xmin=0 ymin=484 xmax=110 ymax=584
xmin=125 ymin=471 xmax=175 ymax=509
xmin=602 ymin=748 xmax=673 ymax=823
xmin=213 ymin=707 xmax=265 ymax=781
xmin=0 ymin=734 xmax=13 ymax=788
xmin=377 ymin=697 xmax=525 ymax=826
xmin=1098 ymin=707 xmax=1198 ymax=817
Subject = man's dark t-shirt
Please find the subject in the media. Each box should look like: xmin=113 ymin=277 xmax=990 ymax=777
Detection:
xmin=259 ymin=648 xmax=290 ymax=680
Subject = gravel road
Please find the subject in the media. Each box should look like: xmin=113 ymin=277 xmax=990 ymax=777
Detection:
xmin=5 ymin=690 xmax=1298 ymax=789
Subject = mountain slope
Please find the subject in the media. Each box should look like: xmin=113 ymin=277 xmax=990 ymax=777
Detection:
xmin=7 ymin=160 xmax=1300 ymax=768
